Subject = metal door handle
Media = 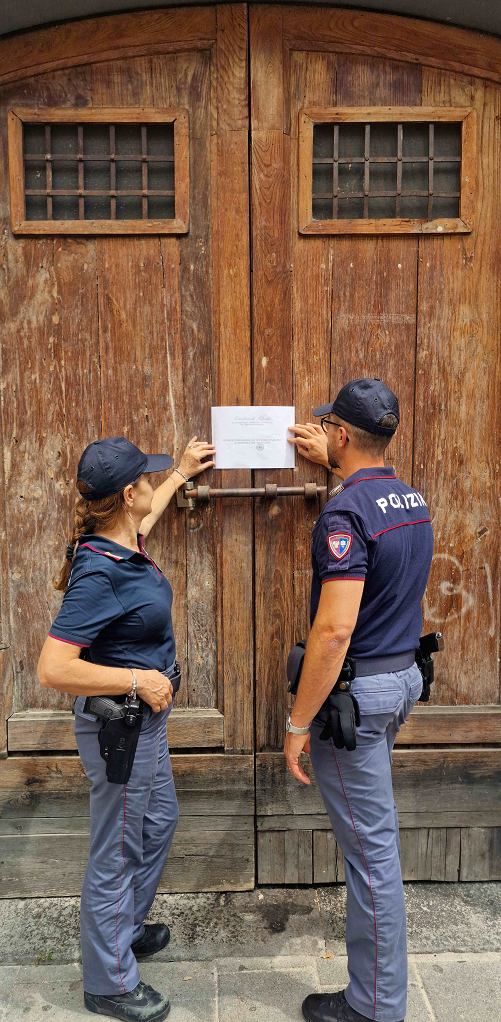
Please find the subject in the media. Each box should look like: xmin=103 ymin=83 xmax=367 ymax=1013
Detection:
xmin=177 ymin=481 xmax=327 ymax=508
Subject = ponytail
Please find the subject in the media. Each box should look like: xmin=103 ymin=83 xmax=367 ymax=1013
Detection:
xmin=53 ymin=483 xmax=127 ymax=592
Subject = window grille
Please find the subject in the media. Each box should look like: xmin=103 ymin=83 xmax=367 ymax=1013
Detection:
xmin=298 ymin=108 xmax=475 ymax=235
xmin=8 ymin=109 xmax=189 ymax=235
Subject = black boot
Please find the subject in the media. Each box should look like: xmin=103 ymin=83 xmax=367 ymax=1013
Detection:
xmin=302 ymin=989 xmax=404 ymax=1022
xmin=131 ymin=923 xmax=171 ymax=960
xmin=84 ymin=980 xmax=170 ymax=1021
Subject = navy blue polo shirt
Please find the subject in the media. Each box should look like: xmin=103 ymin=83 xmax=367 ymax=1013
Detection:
xmin=50 ymin=533 xmax=175 ymax=671
xmin=311 ymin=467 xmax=434 ymax=657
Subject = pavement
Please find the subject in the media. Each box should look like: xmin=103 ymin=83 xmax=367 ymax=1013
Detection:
xmin=0 ymin=884 xmax=500 ymax=1021
xmin=1 ymin=951 xmax=500 ymax=1021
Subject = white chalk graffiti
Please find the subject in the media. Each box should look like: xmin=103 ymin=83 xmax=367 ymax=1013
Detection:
xmin=423 ymin=552 xmax=496 ymax=638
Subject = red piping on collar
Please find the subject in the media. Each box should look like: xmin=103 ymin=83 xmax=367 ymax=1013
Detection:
xmin=79 ymin=538 xmax=162 ymax=576
xmin=78 ymin=543 xmax=123 ymax=561
xmin=342 ymin=473 xmax=396 ymax=490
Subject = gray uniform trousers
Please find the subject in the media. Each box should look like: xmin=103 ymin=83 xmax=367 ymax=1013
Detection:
xmin=74 ymin=694 xmax=179 ymax=996
xmin=309 ymin=663 xmax=423 ymax=1022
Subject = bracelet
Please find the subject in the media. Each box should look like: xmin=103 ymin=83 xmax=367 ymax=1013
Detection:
xmin=173 ymin=467 xmax=189 ymax=484
xmin=128 ymin=669 xmax=138 ymax=700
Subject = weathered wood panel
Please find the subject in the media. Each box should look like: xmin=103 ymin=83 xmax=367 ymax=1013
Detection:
xmin=326 ymin=55 xmax=421 ymax=486
xmin=0 ymin=8 xmax=217 ymax=86
xmin=282 ymin=7 xmax=501 ymax=86
xmin=394 ymin=705 xmax=501 ymax=745
xmin=7 ymin=708 xmax=225 ymax=752
xmin=257 ymin=829 xmax=313 ymax=885
xmin=0 ymin=68 xmax=100 ymax=718
xmin=250 ymin=6 xmax=284 ymax=132
xmin=258 ymin=805 xmax=501 ymax=831
xmin=0 ymin=814 xmax=254 ymax=897
xmin=0 ymin=238 xmax=11 ymax=752
xmin=400 ymin=827 xmax=461 ymax=881
xmin=0 ymin=754 xmax=254 ymax=820
xmin=415 ymin=71 xmax=501 ymax=706
xmin=213 ymin=6 xmax=253 ymax=753
xmin=250 ymin=7 xmax=294 ymax=751
xmin=91 ymin=52 xmax=215 ymax=711
xmin=3 ymin=6 xmax=501 ymax=90
xmin=258 ymin=825 xmax=462 ymax=884
xmin=289 ymin=51 xmax=335 ymax=695
xmin=256 ymin=750 xmax=501 ymax=817
xmin=313 ymin=829 xmax=338 ymax=883
xmin=460 ymin=828 xmax=501 ymax=881
xmin=177 ymin=50 xmax=218 ymax=709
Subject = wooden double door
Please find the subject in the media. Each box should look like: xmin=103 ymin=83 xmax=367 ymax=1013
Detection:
xmin=0 ymin=6 xmax=500 ymax=895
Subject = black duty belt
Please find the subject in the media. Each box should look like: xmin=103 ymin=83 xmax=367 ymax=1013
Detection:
xmin=286 ymin=636 xmax=443 ymax=753
xmin=82 ymin=660 xmax=182 ymax=785
xmin=346 ymin=650 xmax=416 ymax=679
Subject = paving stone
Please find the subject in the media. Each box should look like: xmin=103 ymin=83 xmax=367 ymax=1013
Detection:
xmin=141 ymin=961 xmax=217 ymax=1022
xmin=217 ymin=962 xmax=319 ymax=1022
xmin=316 ymin=955 xmax=350 ymax=989
xmin=0 ymin=963 xmax=85 ymax=1022
xmin=413 ymin=952 xmax=501 ymax=1022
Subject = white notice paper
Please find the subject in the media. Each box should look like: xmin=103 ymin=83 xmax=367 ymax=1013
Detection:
xmin=211 ymin=406 xmax=295 ymax=470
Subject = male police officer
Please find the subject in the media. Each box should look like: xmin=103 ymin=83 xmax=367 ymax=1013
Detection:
xmin=285 ymin=379 xmax=434 ymax=1022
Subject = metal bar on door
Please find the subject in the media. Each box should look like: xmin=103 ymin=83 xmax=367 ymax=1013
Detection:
xmin=177 ymin=481 xmax=328 ymax=508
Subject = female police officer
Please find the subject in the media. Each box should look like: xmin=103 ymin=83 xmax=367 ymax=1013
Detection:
xmin=37 ymin=434 xmax=215 ymax=1022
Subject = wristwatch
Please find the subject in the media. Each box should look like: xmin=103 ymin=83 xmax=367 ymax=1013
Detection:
xmin=286 ymin=714 xmax=311 ymax=735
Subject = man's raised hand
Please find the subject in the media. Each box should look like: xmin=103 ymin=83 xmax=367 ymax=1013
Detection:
xmin=288 ymin=423 xmax=329 ymax=467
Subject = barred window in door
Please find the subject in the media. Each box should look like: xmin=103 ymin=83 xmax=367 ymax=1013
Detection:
xmin=8 ymin=108 xmax=189 ymax=234
xmin=298 ymin=107 xmax=476 ymax=235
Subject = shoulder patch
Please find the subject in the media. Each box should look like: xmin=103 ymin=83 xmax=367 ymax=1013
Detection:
xmin=328 ymin=533 xmax=352 ymax=560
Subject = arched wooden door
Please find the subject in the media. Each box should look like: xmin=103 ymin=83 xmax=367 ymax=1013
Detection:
xmin=250 ymin=6 xmax=501 ymax=885
xmin=0 ymin=5 xmax=255 ymax=895
xmin=0 ymin=6 xmax=501 ymax=896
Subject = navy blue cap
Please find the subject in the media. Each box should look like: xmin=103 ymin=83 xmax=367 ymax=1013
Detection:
xmin=77 ymin=437 xmax=173 ymax=501
xmin=313 ymin=378 xmax=399 ymax=436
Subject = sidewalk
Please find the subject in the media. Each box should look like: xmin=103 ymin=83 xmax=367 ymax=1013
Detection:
xmin=1 ymin=884 xmax=500 ymax=1021
xmin=1 ymin=951 xmax=500 ymax=1021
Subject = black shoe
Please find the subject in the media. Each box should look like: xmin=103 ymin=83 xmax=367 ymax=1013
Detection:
xmin=84 ymin=981 xmax=170 ymax=1021
xmin=131 ymin=923 xmax=171 ymax=960
xmin=302 ymin=989 xmax=403 ymax=1022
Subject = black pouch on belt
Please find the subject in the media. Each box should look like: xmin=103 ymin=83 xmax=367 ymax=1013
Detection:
xmin=287 ymin=640 xmax=360 ymax=751
xmin=98 ymin=697 xmax=143 ymax=784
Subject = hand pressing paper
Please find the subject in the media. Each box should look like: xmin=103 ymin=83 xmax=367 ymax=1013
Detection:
xmin=211 ymin=406 xmax=295 ymax=469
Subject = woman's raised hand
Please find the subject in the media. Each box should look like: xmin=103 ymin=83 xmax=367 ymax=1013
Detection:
xmin=135 ymin=669 xmax=174 ymax=712
xmin=288 ymin=423 xmax=330 ymax=468
xmin=177 ymin=436 xmax=216 ymax=479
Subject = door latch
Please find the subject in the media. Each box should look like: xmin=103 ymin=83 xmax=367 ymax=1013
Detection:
xmin=176 ymin=482 xmax=328 ymax=509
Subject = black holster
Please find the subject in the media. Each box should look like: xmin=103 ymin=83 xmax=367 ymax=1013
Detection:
xmin=98 ymin=697 xmax=143 ymax=785
xmin=317 ymin=659 xmax=361 ymax=751
xmin=287 ymin=642 xmax=361 ymax=751
xmin=415 ymin=632 xmax=444 ymax=702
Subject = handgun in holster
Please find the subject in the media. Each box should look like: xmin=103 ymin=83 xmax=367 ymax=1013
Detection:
xmin=82 ymin=692 xmax=144 ymax=785
xmin=97 ymin=695 xmax=143 ymax=784
xmin=415 ymin=632 xmax=444 ymax=702
xmin=286 ymin=642 xmax=360 ymax=752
